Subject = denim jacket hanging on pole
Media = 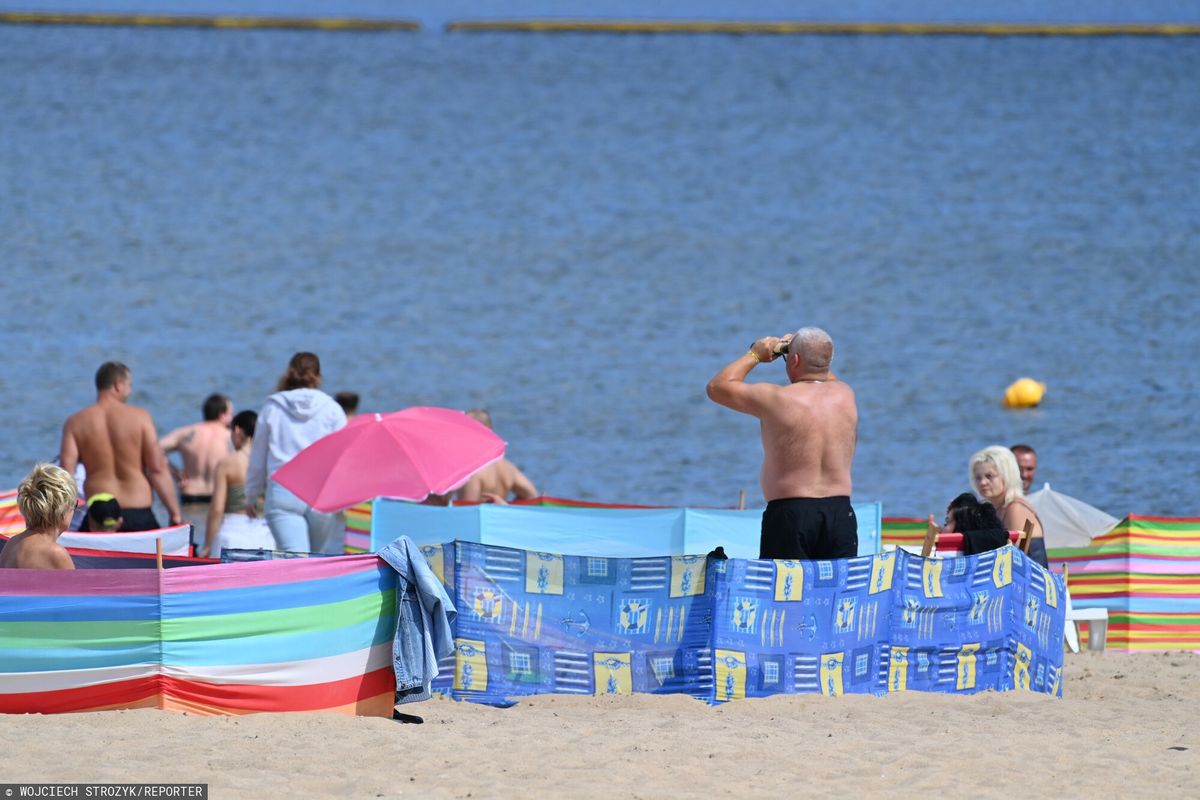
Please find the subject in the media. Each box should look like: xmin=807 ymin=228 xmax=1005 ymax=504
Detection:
xmin=377 ymin=536 xmax=457 ymax=704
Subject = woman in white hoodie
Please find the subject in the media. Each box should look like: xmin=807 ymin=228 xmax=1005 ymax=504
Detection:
xmin=245 ymin=352 xmax=347 ymax=553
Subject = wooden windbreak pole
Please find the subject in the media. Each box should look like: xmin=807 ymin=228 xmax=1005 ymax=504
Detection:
xmin=1020 ymin=520 xmax=1035 ymax=553
xmin=155 ymin=537 xmax=163 ymax=570
xmin=737 ymin=489 xmax=745 ymax=510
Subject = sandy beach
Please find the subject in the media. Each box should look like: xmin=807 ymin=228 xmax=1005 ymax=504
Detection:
xmin=0 ymin=652 xmax=1192 ymax=798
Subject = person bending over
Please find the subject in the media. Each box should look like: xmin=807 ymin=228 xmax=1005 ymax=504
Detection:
xmin=0 ymin=463 xmax=77 ymax=569
xmin=707 ymin=327 xmax=858 ymax=560
xmin=86 ymin=493 xmax=124 ymax=531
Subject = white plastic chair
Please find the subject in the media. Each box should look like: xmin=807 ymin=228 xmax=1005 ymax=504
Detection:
xmin=1062 ymin=565 xmax=1109 ymax=653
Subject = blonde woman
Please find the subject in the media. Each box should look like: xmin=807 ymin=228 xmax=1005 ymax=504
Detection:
xmin=969 ymin=445 xmax=1048 ymax=567
xmin=0 ymin=463 xmax=77 ymax=569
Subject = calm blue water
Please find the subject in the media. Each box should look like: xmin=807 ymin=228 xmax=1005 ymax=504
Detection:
xmin=2 ymin=26 xmax=1198 ymax=517
xmin=4 ymin=0 xmax=1200 ymax=26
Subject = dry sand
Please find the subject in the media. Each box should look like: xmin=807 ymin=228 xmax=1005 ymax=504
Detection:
xmin=1 ymin=652 xmax=1194 ymax=798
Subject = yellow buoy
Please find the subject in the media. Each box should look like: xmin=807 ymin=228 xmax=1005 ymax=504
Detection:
xmin=1004 ymin=377 xmax=1046 ymax=408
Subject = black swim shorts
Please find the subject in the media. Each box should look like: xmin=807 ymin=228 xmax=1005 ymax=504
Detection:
xmin=760 ymin=496 xmax=858 ymax=561
xmin=80 ymin=506 xmax=161 ymax=532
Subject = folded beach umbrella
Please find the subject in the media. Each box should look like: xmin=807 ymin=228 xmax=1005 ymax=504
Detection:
xmin=1026 ymin=483 xmax=1119 ymax=550
xmin=271 ymin=407 xmax=506 ymax=513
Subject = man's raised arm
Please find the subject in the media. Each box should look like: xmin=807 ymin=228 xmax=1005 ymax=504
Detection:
xmin=158 ymin=424 xmax=192 ymax=454
xmin=706 ymin=336 xmax=787 ymax=415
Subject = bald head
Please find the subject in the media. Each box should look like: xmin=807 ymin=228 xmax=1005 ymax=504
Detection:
xmin=790 ymin=327 xmax=834 ymax=372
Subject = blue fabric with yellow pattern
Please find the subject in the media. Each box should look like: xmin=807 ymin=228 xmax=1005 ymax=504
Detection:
xmin=419 ymin=542 xmax=1065 ymax=704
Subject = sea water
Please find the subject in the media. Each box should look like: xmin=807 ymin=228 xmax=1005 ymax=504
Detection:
xmin=1 ymin=26 xmax=1197 ymax=516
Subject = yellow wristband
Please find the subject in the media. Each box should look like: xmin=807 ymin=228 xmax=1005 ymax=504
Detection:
xmin=746 ymin=349 xmax=760 ymax=363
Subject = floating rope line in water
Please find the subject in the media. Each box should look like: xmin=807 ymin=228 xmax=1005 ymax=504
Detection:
xmin=0 ymin=11 xmax=420 ymax=31
xmin=445 ymin=19 xmax=1200 ymax=36
xmin=3 ymin=14 xmax=1198 ymax=35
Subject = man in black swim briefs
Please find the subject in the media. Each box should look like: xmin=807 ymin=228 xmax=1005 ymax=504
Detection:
xmin=706 ymin=327 xmax=859 ymax=560
xmin=60 ymin=362 xmax=183 ymax=534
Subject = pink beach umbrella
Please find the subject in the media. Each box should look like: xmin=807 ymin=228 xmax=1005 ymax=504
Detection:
xmin=271 ymin=407 xmax=506 ymax=513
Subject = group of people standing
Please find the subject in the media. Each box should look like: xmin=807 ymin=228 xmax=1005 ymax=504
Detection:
xmin=1 ymin=351 xmax=540 ymax=569
xmin=0 ymin=353 xmax=348 ymax=568
xmin=51 ymin=353 xmax=349 ymax=558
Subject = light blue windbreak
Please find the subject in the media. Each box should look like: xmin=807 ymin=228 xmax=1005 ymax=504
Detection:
xmin=371 ymin=500 xmax=882 ymax=557
xmin=418 ymin=542 xmax=1066 ymax=705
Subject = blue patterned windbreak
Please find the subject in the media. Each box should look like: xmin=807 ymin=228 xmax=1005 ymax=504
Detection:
xmin=372 ymin=500 xmax=883 ymax=558
xmin=423 ymin=543 xmax=1066 ymax=704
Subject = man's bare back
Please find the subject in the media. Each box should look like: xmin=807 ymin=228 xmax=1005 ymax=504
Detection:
xmin=757 ymin=381 xmax=857 ymax=501
xmin=60 ymin=363 xmax=181 ymax=525
xmin=63 ymin=402 xmax=157 ymax=506
xmin=457 ymin=459 xmax=538 ymax=503
xmin=456 ymin=409 xmax=539 ymax=504
xmin=160 ymin=421 xmax=233 ymax=496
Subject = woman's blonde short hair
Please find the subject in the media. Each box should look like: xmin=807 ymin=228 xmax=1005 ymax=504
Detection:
xmin=18 ymin=463 xmax=78 ymax=531
xmin=968 ymin=445 xmax=1023 ymax=507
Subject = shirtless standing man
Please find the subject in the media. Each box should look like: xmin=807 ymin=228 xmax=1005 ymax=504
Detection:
xmin=706 ymin=327 xmax=859 ymax=560
xmin=456 ymin=409 xmax=538 ymax=503
xmin=60 ymin=362 xmax=182 ymax=531
xmin=160 ymin=393 xmax=233 ymax=548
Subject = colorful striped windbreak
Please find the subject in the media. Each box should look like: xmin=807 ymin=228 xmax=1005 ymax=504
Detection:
xmin=882 ymin=517 xmax=928 ymax=550
xmin=0 ymin=490 xmax=23 ymax=536
xmin=1050 ymin=515 xmax=1200 ymax=652
xmin=342 ymin=501 xmax=372 ymax=554
xmin=0 ymin=554 xmax=397 ymax=715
